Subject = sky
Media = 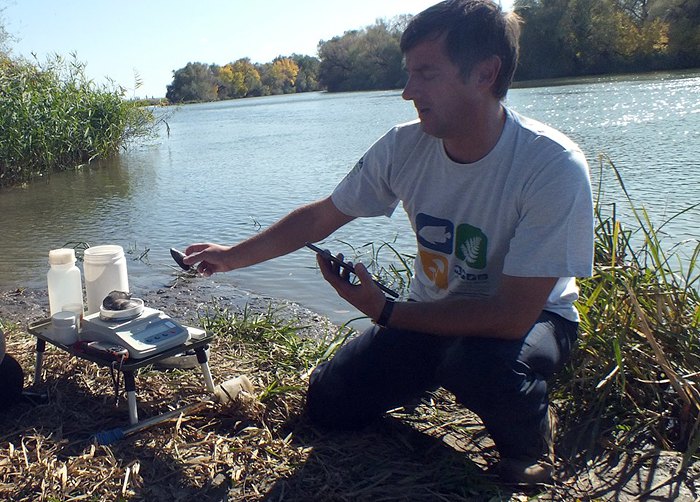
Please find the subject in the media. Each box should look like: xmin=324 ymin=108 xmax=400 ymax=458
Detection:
xmin=2 ymin=0 xmax=514 ymax=98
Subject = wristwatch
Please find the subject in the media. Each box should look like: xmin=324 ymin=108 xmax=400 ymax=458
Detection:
xmin=375 ymin=297 xmax=395 ymax=328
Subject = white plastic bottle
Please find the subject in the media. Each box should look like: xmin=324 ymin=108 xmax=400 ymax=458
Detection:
xmin=83 ymin=245 xmax=129 ymax=315
xmin=47 ymin=248 xmax=84 ymax=316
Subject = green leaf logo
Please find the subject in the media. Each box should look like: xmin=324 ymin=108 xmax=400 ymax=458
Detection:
xmin=455 ymin=224 xmax=487 ymax=269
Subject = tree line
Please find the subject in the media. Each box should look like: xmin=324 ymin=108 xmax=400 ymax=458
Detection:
xmin=515 ymin=0 xmax=700 ymax=80
xmin=165 ymin=17 xmax=409 ymax=103
xmin=165 ymin=54 xmax=320 ymax=103
xmin=166 ymin=0 xmax=699 ymax=103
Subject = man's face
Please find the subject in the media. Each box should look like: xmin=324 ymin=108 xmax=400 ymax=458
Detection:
xmin=402 ymin=37 xmax=482 ymax=140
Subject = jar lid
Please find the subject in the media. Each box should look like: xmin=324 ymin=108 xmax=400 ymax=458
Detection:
xmin=48 ymin=248 xmax=76 ymax=266
xmin=52 ymin=311 xmax=77 ymax=326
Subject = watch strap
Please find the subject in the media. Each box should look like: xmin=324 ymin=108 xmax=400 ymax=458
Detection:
xmin=375 ymin=297 xmax=395 ymax=328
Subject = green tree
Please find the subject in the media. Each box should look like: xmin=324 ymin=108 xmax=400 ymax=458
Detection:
xmin=291 ymin=54 xmax=321 ymax=92
xmin=233 ymin=58 xmax=263 ymax=97
xmin=650 ymin=0 xmax=700 ymax=68
xmin=515 ymin=0 xmax=576 ymax=79
xmin=317 ymin=18 xmax=405 ymax=92
xmin=216 ymin=63 xmax=240 ymax=98
xmin=515 ymin=0 xmax=673 ymax=79
xmin=166 ymin=62 xmax=218 ymax=103
xmin=318 ymin=30 xmax=359 ymax=92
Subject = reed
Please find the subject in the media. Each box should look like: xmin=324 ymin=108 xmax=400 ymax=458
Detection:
xmin=0 ymin=54 xmax=155 ymax=187
xmin=556 ymin=156 xmax=700 ymax=466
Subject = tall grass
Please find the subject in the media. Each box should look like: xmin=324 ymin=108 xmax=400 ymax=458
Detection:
xmin=0 ymin=54 xmax=155 ymax=187
xmin=557 ymin=157 xmax=699 ymax=466
xmin=198 ymin=302 xmax=356 ymax=406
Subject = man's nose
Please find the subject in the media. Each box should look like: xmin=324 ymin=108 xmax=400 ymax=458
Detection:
xmin=402 ymin=76 xmax=416 ymax=101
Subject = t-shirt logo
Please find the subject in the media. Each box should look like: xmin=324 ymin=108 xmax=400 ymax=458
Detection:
xmin=456 ymin=224 xmax=487 ymax=270
xmin=416 ymin=213 xmax=488 ymax=290
xmin=418 ymin=250 xmax=449 ymax=290
xmin=416 ymin=214 xmax=453 ymax=254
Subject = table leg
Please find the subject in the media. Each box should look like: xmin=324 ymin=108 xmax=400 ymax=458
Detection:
xmin=34 ymin=338 xmax=46 ymax=385
xmin=123 ymin=371 xmax=139 ymax=425
xmin=195 ymin=346 xmax=216 ymax=393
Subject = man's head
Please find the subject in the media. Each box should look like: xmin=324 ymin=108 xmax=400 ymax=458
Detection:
xmin=400 ymin=0 xmax=521 ymax=99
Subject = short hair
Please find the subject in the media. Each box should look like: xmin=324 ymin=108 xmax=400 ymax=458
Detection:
xmin=400 ymin=0 xmax=521 ymax=99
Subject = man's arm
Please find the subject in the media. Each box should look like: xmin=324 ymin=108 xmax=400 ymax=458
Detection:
xmin=184 ymin=196 xmax=355 ymax=276
xmin=318 ymin=257 xmax=557 ymax=340
xmin=388 ymin=275 xmax=558 ymax=339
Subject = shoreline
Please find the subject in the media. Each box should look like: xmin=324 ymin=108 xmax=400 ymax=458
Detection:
xmin=0 ymin=282 xmax=339 ymax=341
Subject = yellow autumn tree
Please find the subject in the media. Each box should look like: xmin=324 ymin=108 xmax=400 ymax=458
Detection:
xmin=216 ymin=58 xmax=262 ymax=98
xmin=263 ymin=57 xmax=299 ymax=94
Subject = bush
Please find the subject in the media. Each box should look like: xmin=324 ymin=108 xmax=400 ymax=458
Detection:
xmin=0 ymin=55 xmax=154 ymax=187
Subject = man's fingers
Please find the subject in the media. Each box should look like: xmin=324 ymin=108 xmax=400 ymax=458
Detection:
xmin=334 ymin=253 xmax=344 ymax=275
xmin=316 ymin=252 xmax=334 ymax=280
xmin=184 ymin=243 xmax=209 ymax=256
xmin=183 ymin=243 xmax=211 ymax=266
xmin=353 ymin=263 xmax=373 ymax=285
xmin=198 ymin=263 xmax=212 ymax=277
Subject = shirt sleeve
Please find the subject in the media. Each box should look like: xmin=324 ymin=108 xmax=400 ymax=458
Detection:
xmin=503 ymin=148 xmax=594 ymax=278
xmin=331 ymin=129 xmax=400 ymax=218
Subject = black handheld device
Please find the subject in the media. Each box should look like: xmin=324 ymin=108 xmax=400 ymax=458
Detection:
xmin=305 ymin=242 xmax=399 ymax=298
xmin=170 ymin=248 xmax=191 ymax=271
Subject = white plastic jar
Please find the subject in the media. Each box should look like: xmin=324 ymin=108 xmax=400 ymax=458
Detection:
xmin=47 ymin=248 xmax=84 ymax=316
xmin=83 ymin=245 xmax=129 ymax=315
xmin=50 ymin=311 xmax=79 ymax=345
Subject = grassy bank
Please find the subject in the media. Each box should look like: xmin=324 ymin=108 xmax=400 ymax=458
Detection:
xmin=0 ymin=55 xmax=155 ymax=188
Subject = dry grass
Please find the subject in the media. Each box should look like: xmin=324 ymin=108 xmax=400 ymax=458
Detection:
xmin=0 ymin=303 xmax=495 ymax=501
xmin=1 ymin=291 xmax=697 ymax=502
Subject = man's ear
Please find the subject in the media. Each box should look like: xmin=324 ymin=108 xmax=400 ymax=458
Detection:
xmin=473 ymin=55 xmax=502 ymax=89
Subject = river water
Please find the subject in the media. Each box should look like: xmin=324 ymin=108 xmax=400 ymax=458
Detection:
xmin=1 ymin=71 xmax=698 ymax=325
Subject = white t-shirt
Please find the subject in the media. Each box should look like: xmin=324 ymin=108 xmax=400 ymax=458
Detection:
xmin=331 ymin=107 xmax=594 ymax=322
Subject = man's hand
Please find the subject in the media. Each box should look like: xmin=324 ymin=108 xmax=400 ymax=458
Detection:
xmin=183 ymin=243 xmax=234 ymax=277
xmin=317 ymin=252 xmax=387 ymax=321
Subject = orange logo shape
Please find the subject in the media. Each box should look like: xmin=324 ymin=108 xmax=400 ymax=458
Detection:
xmin=419 ymin=250 xmax=449 ymax=290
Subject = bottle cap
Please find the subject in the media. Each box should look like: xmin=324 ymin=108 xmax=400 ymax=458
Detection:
xmin=49 ymin=248 xmax=77 ymax=266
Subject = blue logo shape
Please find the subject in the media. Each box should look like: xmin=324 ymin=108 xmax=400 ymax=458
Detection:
xmin=416 ymin=213 xmax=453 ymax=255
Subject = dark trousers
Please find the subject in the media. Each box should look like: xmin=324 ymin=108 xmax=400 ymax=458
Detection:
xmin=307 ymin=310 xmax=578 ymax=459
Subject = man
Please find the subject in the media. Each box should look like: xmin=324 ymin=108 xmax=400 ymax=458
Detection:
xmin=184 ymin=0 xmax=593 ymax=485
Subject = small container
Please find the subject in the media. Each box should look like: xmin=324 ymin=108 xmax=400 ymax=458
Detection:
xmin=51 ymin=311 xmax=79 ymax=345
xmin=47 ymin=249 xmax=84 ymax=316
xmin=84 ymin=245 xmax=129 ymax=315
xmin=61 ymin=302 xmax=85 ymax=330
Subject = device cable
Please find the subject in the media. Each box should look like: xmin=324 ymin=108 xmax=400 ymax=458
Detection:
xmin=109 ymin=356 xmax=126 ymax=406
